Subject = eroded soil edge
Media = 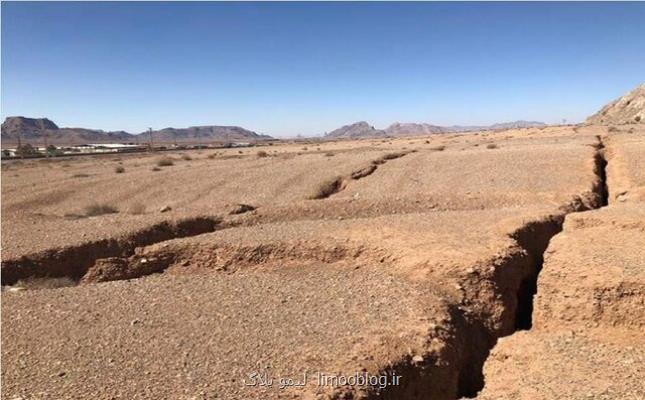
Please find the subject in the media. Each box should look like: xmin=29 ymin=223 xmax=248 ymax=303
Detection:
xmin=365 ymin=137 xmax=610 ymax=400
xmin=1 ymin=216 xmax=223 ymax=286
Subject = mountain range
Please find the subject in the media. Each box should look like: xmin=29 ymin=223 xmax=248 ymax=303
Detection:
xmin=324 ymin=120 xmax=547 ymax=139
xmin=0 ymin=117 xmax=270 ymax=145
xmin=4 ymin=83 xmax=643 ymax=145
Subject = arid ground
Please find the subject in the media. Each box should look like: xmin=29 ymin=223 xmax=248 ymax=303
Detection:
xmin=2 ymin=125 xmax=643 ymax=399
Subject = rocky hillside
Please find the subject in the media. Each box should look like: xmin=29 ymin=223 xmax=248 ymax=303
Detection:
xmin=325 ymin=121 xmax=386 ymax=139
xmin=586 ymin=84 xmax=645 ymax=125
xmin=1 ymin=117 xmax=269 ymax=145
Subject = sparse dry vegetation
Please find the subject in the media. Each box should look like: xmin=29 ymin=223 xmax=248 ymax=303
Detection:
xmin=257 ymin=150 xmax=268 ymax=158
xmin=115 ymin=166 xmax=125 ymax=173
xmin=71 ymin=173 xmax=90 ymax=178
xmin=156 ymin=157 xmax=174 ymax=167
xmin=430 ymin=145 xmax=446 ymax=151
xmin=486 ymin=143 xmax=498 ymax=149
xmin=181 ymin=154 xmax=192 ymax=161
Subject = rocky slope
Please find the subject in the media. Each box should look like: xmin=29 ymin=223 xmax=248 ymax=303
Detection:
xmin=587 ymin=83 xmax=645 ymax=125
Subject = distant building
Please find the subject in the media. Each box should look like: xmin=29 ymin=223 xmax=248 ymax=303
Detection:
xmin=1 ymin=143 xmax=148 ymax=158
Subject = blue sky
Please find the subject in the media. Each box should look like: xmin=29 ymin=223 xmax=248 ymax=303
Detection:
xmin=2 ymin=2 xmax=644 ymax=137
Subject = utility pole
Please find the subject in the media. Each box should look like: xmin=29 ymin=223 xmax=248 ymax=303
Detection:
xmin=148 ymin=128 xmax=153 ymax=151
xmin=17 ymin=132 xmax=23 ymax=159
xmin=43 ymin=131 xmax=49 ymax=158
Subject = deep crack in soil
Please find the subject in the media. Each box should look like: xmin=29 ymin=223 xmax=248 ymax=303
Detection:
xmin=1 ymin=216 xmax=223 ymax=286
xmin=462 ymin=136 xmax=611 ymax=398
xmin=309 ymin=151 xmax=411 ymax=199
xmin=0 ymin=139 xmax=614 ymax=399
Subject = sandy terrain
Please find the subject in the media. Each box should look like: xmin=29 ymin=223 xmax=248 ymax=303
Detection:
xmin=2 ymin=124 xmax=644 ymax=399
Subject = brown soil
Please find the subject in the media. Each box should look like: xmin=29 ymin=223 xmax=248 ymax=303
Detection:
xmin=2 ymin=125 xmax=644 ymax=399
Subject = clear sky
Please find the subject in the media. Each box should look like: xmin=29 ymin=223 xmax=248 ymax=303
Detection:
xmin=2 ymin=2 xmax=644 ymax=137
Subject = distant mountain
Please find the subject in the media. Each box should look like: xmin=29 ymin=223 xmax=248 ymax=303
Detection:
xmin=325 ymin=121 xmax=386 ymax=139
xmin=1 ymin=117 xmax=59 ymax=138
xmin=586 ymin=84 xmax=645 ymax=125
xmin=385 ymin=122 xmax=447 ymax=136
xmin=444 ymin=121 xmax=547 ymax=132
xmin=325 ymin=120 xmax=547 ymax=139
xmin=1 ymin=117 xmax=133 ymax=144
xmin=149 ymin=126 xmax=271 ymax=142
xmin=1 ymin=117 xmax=270 ymax=145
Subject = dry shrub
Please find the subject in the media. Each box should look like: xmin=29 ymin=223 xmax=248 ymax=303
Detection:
xmin=430 ymin=145 xmax=446 ymax=151
xmin=84 ymin=203 xmax=118 ymax=217
xmin=114 ymin=166 xmax=125 ymax=173
xmin=608 ymin=126 xmax=619 ymax=132
xmin=181 ymin=154 xmax=192 ymax=161
xmin=71 ymin=173 xmax=90 ymax=178
xmin=151 ymin=166 xmax=161 ymax=172
xmin=156 ymin=157 xmax=174 ymax=167
xmin=324 ymin=151 xmax=335 ymax=157
xmin=128 ymin=202 xmax=146 ymax=215
xmin=486 ymin=143 xmax=498 ymax=149
xmin=207 ymin=153 xmax=217 ymax=159
xmin=257 ymin=150 xmax=268 ymax=158
xmin=308 ymin=177 xmax=344 ymax=199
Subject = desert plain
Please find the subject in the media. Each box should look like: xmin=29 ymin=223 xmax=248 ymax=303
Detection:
xmin=1 ymin=124 xmax=644 ymax=399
